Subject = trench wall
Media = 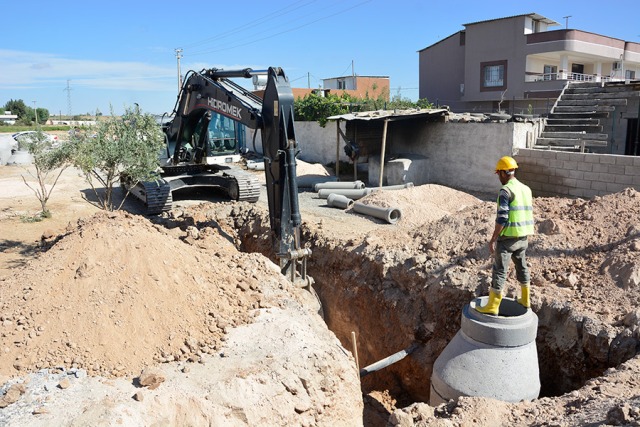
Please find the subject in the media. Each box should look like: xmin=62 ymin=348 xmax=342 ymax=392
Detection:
xmin=515 ymin=149 xmax=640 ymax=198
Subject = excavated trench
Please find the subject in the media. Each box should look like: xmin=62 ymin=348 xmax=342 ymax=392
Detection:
xmin=164 ymin=202 xmax=637 ymax=421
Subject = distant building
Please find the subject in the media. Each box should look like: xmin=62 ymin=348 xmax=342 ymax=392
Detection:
xmin=254 ymin=75 xmax=390 ymax=101
xmin=418 ymin=13 xmax=640 ymax=114
xmin=0 ymin=111 xmax=18 ymax=125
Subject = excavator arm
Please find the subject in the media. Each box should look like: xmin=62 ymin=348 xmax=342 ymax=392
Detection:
xmin=167 ymin=66 xmax=311 ymax=287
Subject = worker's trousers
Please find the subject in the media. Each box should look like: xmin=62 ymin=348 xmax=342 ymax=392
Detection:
xmin=491 ymin=236 xmax=530 ymax=292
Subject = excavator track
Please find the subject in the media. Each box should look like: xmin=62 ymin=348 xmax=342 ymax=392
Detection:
xmin=122 ymin=177 xmax=172 ymax=215
xmin=224 ymin=169 xmax=261 ymax=202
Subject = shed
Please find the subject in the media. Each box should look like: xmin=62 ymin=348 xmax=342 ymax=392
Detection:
xmin=327 ymin=109 xmax=449 ymax=186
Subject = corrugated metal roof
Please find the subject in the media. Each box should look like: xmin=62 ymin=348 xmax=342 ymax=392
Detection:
xmin=327 ymin=108 xmax=448 ymax=122
xmin=323 ymin=75 xmax=390 ymax=81
xmin=463 ymin=13 xmax=560 ymax=27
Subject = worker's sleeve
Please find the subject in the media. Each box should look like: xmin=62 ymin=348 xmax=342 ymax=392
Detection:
xmin=496 ymin=188 xmax=511 ymax=227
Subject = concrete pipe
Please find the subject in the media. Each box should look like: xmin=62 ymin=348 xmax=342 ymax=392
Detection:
xmin=246 ymin=162 xmax=265 ymax=171
xmin=379 ymin=183 xmax=414 ymax=190
xmin=430 ymin=298 xmax=540 ymax=405
xmin=314 ymin=180 xmax=365 ymax=192
xmin=352 ymin=202 xmax=402 ymax=224
xmin=317 ymin=188 xmax=374 ymax=200
xmin=296 ymin=175 xmax=338 ymax=189
xmin=327 ymin=193 xmax=354 ymax=210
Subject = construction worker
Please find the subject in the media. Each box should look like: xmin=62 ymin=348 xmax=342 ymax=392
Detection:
xmin=476 ymin=156 xmax=534 ymax=315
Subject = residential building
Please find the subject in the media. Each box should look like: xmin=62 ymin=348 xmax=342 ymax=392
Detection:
xmin=0 ymin=111 xmax=18 ymax=125
xmin=321 ymin=75 xmax=390 ymax=100
xmin=253 ymin=75 xmax=390 ymax=101
xmin=418 ymin=13 xmax=640 ymax=115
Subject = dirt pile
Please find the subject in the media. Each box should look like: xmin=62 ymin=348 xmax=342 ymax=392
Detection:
xmin=0 ymin=210 xmax=282 ymax=378
xmin=2 ymin=158 xmax=640 ymax=426
xmin=0 ymin=209 xmax=362 ymax=425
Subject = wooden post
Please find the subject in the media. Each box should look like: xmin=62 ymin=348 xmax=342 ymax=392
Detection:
xmin=353 ymin=125 xmax=358 ymax=181
xmin=351 ymin=331 xmax=359 ymax=371
xmin=335 ymin=120 xmax=340 ymax=179
xmin=378 ymin=119 xmax=389 ymax=187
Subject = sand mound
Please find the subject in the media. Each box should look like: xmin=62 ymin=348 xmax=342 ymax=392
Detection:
xmin=0 ymin=211 xmax=291 ymax=379
xmin=355 ymin=184 xmax=483 ymax=227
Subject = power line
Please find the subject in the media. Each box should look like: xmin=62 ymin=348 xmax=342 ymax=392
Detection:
xmin=188 ymin=0 xmax=372 ymax=56
xmin=181 ymin=0 xmax=316 ymax=50
xmin=63 ymin=80 xmax=72 ymax=116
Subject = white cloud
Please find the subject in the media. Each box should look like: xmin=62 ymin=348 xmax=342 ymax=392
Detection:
xmin=0 ymin=49 xmax=176 ymax=91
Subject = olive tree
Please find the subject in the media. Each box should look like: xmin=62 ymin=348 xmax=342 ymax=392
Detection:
xmin=19 ymin=129 xmax=70 ymax=218
xmin=69 ymin=105 xmax=164 ymax=211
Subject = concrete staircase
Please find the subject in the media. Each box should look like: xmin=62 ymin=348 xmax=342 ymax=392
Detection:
xmin=535 ymin=82 xmax=630 ymax=152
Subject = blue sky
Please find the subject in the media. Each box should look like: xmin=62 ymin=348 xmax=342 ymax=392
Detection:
xmin=1 ymin=0 xmax=638 ymax=117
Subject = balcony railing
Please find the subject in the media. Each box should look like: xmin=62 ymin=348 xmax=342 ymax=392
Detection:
xmin=525 ymin=72 xmax=622 ymax=83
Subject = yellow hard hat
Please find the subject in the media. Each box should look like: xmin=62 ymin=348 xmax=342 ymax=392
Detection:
xmin=495 ymin=156 xmax=518 ymax=172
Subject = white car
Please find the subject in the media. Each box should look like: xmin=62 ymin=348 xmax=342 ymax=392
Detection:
xmin=12 ymin=131 xmax=60 ymax=148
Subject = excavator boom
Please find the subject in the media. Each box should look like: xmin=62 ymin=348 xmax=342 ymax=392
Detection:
xmin=131 ymin=66 xmax=311 ymax=287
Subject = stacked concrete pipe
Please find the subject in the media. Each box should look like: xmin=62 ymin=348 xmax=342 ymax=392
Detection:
xmin=317 ymin=188 xmax=374 ymax=200
xmin=430 ymin=298 xmax=540 ymax=405
xmin=379 ymin=183 xmax=414 ymax=190
xmin=246 ymin=161 xmax=265 ymax=171
xmin=326 ymin=194 xmax=354 ymax=210
xmin=314 ymin=180 xmax=365 ymax=192
xmin=297 ymin=175 xmax=338 ymax=189
xmin=352 ymin=202 xmax=402 ymax=224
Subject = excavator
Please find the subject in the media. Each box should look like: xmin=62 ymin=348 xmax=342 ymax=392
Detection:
xmin=123 ymin=66 xmax=312 ymax=289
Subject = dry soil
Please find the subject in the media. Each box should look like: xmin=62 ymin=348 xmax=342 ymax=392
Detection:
xmin=1 ymin=144 xmax=640 ymax=426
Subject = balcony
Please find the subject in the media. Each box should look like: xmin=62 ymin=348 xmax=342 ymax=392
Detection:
xmin=525 ymin=72 xmax=619 ymax=83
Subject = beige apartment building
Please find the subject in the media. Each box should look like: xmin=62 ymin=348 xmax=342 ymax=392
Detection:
xmin=418 ymin=13 xmax=640 ymax=115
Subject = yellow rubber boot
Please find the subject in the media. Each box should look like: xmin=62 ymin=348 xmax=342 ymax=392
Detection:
xmin=476 ymin=289 xmax=502 ymax=315
xmin=518 ymin=283 xmax=531 ymax=308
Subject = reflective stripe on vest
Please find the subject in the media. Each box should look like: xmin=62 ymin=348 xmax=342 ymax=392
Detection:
xmin=499 ymin=178 xmax=534 ymax=237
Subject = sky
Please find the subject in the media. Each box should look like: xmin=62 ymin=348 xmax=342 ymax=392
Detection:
xmin=1 ymin=0 xmax=639 ymax=117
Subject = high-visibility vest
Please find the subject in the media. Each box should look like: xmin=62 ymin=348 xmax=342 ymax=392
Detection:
xmin=499 ymin=178 xmax=534 ymax=237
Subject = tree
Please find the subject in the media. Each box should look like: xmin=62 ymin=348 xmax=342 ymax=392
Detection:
xmin=3 ymin=99 xmax=28 ymax=119
xmin=294 ymin=93 xmax=352 ymax=126
xmin=68 ymin=105 xmax=164 ymax=211
xmin=19 ymin=129 xmax=71 ymax=218
xmin=294 ymin=93 xmax=435 ymax=126
xmin=35 ymin=108 xmax=50 ymax=124
xmin=416 ymin=98 xmax=434 ymax=109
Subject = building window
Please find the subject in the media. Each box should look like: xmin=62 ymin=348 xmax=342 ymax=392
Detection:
xmin=626 ymin=70 xmax=636 ymax=80
xmin=480 ymin=60 xmax=507 ymax=91
xmin=338 ymin=79 xmax=345 ymax=89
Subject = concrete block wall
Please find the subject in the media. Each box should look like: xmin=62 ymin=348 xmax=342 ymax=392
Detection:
xmin=249 ymin=121 xmax=351 ymax=166
xmin=515 ymin=148 xmax=640 ymax=198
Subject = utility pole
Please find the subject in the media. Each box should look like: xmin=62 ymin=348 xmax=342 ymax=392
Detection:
xmin=32 ymin=101 xmax=38 ymax=125
xmin=175 ymin=48 xmax=184 ymax=91
xmin=563 ymin=16 xmax=571 ymax=29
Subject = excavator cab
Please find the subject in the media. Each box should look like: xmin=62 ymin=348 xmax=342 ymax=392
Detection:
xmin=207 ymin=113 xmax=239 ymax=155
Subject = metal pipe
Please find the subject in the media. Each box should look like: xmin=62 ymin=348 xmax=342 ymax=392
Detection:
xmin=352 ymin=202 xmax=402 ymax=224
xmin=317 ymin=188 xmax=374 ymax=200
xmin=359 ymin=343 xmax=419 ymax=378
xmin=314 ymin=180 xmax=365 ymax=192
xmin=326 ymin=193 xmax=354 ymax=209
